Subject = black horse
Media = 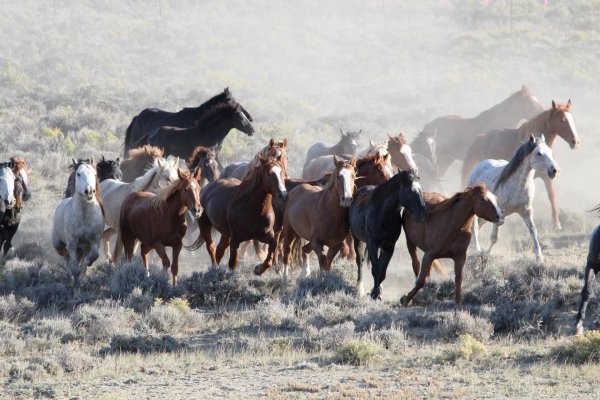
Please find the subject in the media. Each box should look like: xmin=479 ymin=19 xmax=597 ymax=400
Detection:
xmin=302 ymin=129 xmax=361 ymax=175
xmin=0 ymin=161 xmax=30 ymax=257
xmin=64 ymin=156 xmax=122 ymax=198
xmin=141 ymin=101 xmax=254 ymax=161
xmin=349 ymin=170 xmax=427 ymax=300
xmin=576 ymin=223 xmax=600 ymax=335
xmin=123 ymin=88 xmax=253 ymax=157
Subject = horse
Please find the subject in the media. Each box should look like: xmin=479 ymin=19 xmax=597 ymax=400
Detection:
xmin=101 ymin=157 xmax=179 ymax=263
xmin=467 ymin=135 xmax=559 ymax=263
xmin=349 ymin=170 xmax=427 ymax=299
xmin=64 ymin=156 xmax=122 ymax=197
xmin=575 ymin=223 xmax=600 ymax=335
xmin=386 ymin=134 xmax=419 ymax=173
xmin=357 ymin=139 xmax=388 ymax=158
xmin=51 ymin=162 xmax=104 ymax=295
xmin=461 ymin=100 xmax=579 ymax=229
xmin=140 ymin=101 xmax=254 ymax=161
xmin=303 ymin=152 xmax=393 ymax=184
xmin=302 ymin=129 xmax=360 ymax=175
xmin=0 ymin=163 xmax=16 ymax=214
xmin=187 ymin=146 xmax=220 ymax=187
xmin=280 ymin=156 xmax=357 ymax=291
xmin=123 ymin=88 xmax=253 ymax=157
xmin=0 ymin=158 xmax=31 ymax=258
xmin=120 ymin=168 xmax=202 ymax=286
xmin=120 ymin=145 xmax=164 ymax=183
xmin=414 ymin=85 xmax=545 ymax=179
xmin=400 ymin=185 xmax=504 ymax=306
xmin=187 ymin=144 xmax=288 ymax=274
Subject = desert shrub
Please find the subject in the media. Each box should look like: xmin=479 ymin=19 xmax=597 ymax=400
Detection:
xmin=145 ymin=297 xmax=204 ymax=335
xmin=252 ymin=298 xmax=298 ymax=330
xmin=108 ymin=261 xmax=174 ymax=300
xmin=124 ymin=287 xmax=153 ymax=313
xmin=0 ymin=338 xmax=26 ymax=356
xmin=293 ymin=269 xmax=355 ymax=299
xmin=369 ymin=324 xmax=408 ymax=352
xmin=50 ymin=344 xmax=96 ymax=373
xmin=304 ymin=321 xmax=356 ymax=352
xmin=0 ymin=294 xmax=35 ymax=323
xmin=269 ymin=336 xmax=293 ymax=355
xmin=551 ymin=330 xmax=600 ymax=363
xmin=450 ymin=334 xmax=487 ymax=361
xmin=335 ymin=340 xmax=381 ymax=366
xmin=21 ymin=317 xmax=74 ymax=340
xmin=433 ymin=310 xmax=494 ymax=342
xmin=295 ymin=291 xmax=361 ymax=329
xmin=71 ymin=302 xmax=138 ymax=343
xmin=353 ymin=302 xmax=400 ymax=332
xmin=490 ymin=299 xmax=559 ymax=336
xmin=104 ymin=334 xmax=188 ymax=355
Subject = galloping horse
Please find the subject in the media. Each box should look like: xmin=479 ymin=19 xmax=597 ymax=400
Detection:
xmin=120 ymin=145 xmax=164 ymax=182
xmin=0 ymin=163 xmax=16 ymax=213
xmin=123 ymin=88 xmax=253 ymax=157
xmin=101 ymin=157 xmax=179 ymax=263
xmin=467 ymin=135 xmax=559 ymax=263
xmin=143 ymin=101 xmax=254 ymax=161
xmin=401 ymin=185 xmax=504 ymax=306
xmin=187 ymin=142 xmax=287 ymax=274
xmin=187 ymin=146 xmax=220 ymax=186
xmin=576 ymin=222 xmax=600 ymax=335
xmin=415 ymin=85 xmax=545 ymax=179
xmin=64 ymin=157 xmax=122 ymax=197
xmin=462 ymin=100 xmax=579 ymax=229
xmin=120 ymin=168 xmax=202 ymax=285
xmin=0 ymin=158 xmax=31 ymax=257
xmin=52 ymin=162 xmax=104 ymax=295
xmin=349 ymin=170 xmax=427 ymax=299
xmin=302 ymin=129 xmax=360 ymax=175
xmin=280 ymin=157 xmax=357 ymax=290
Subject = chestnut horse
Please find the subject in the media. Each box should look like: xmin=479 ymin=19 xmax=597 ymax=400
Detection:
xmin=120 ymin=168 xmax=202 ymax=285
xmin=400 ymin=185 xmax=504 ymax=306
xmin=461 ymin=100 xmax=579 ymax=229
xmin=280 ymin=157 xmax=357 ymax=291
xmin=349 ymin=170 xmax=427 ymax=299
xmin=414 ymin=85 xmax=545 ymax=179
xmin=120 ymin=145 xmax=164 ymax=183
xmin=187 ymin=148 xmax=287 ymax=273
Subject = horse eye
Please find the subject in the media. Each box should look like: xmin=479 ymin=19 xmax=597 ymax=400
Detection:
xmin=77 ymin=173 xmax=80 ymax=177
xmin=537 ymin=152 xmax=542 ymax=156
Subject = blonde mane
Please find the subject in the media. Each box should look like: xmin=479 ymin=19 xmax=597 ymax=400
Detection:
xmin=149 ymin=171 xmax=190 ymax=211
xmin=128 ymin=145 xmax=164 ymax=160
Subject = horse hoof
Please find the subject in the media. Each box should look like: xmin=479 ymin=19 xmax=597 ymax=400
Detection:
xmin=554 ymin=222 xmax=563 ymax=231
xmin=254 ymin=264 xmax=267 ymax=276
xmin=400 ymin=295 xmax=412 ymax=307
xmin=575 ymin=323 xmax=584 ymax=336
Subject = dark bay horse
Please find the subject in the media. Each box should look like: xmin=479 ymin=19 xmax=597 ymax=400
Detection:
xmin=281 ymin=157 xmax=357 ymax=290
xmin=302 ymin=129 xmax=360 ymax=175
xmin=187 ymin=148 xmax=287 ymax=274
xmin=461 ymin=100 xmax=580 ymax=229
xmin=414 ymin=85 xmax=545 ymax=179
xmin=0 ymin=158 xmax=31 ymax=257
xmin=123 ymin=88 xmax=253 ymax=157
xmin=400 ymin=185 xmax=504 ymax=306
xmin=143 ymin=101 xmax=254 ymax=161
xmin=187 ymin=146 xmax=220 ymax=186
xmin=576 ymin=223 xmax=600 ymax=335
xmin=120 ymin=167 xmax=202 ymax=286
xmin=64 ymin=156 xmax=122 ymax=197
xmin=349 ymin=170 xmax=427 ymax=299
xmin=120 ymin=145 xmax=164 ymax=183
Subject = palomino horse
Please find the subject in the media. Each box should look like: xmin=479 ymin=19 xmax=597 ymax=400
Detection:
xmin=575 ymin=223 xmax=600 ymax=335
xmin=349 ymin=170 xmax=427 ymax=299
xmin=467 ymin=135 xmax=559 ymax=263
xmin=386 ymin=134 xmax=419 ymax=172
xmin=302 ymin=129 xmax=360 ymax=175
xmin=187 ymin=148 xmax=287 ymax=273
xmin=52 ymin=162 xmax=104 ymax=296
xmin=120 ymin=168 xmax=202 ymax=286
xmin=64 ymin=157 xmax=122 ymax=197
xmin=0 ymin=158 xmax=31 ymax=257
xmin=461 ymin=100 xmax=579 ymax=229
xmin=187 ymin=146 xmax=220 ymax=186
xmin=120 ymin=145 xmax=164 ymax=182
xmin=101 ymin=157 xmax=179 ymax=263
xmin=143 ymin=101 xmax=254 ymax=161
xmin=401 ymin=185 xmax=504 ymax=305
xmin=280 ymin=157 xmax=357 ymax=290
xmin=414 ymin=85 xmax=545 ymax=179
xmin=123 ymin=88 xmax=253 ymax=157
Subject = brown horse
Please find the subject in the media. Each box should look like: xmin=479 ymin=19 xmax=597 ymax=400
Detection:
xmin=280 ymin=156 xmax=357 ymax=290
xmin=400 ymin=185 xmax=504 ymax=306
xmin=303 ymin=153 xmax=392 ymax=184
xmin=119 ymin=167 xmax=202 ymax=285
xmin=187 ymin=145 xmax=287 ymax=273
xmin=187 ymin=146 xmax=220 ymax=186
xmin=413 ymin=85 xmax=545 ymax=179
xmin=120 ymin=145 xmax=165 ymax=183
xmin=461 ymin=100 xmax=580 ymax=229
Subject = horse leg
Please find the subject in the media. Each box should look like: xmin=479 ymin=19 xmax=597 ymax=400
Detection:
xmin=253 ymin=232 xmax=277 ymax=276
xmin=153 ymin=242 xmax=171 ymax=271
xmin=140 ymin=243 xmax=151 ymax=277
xmin=311 ymin=239 xmax=327 ymax=273
xmin=325 ymin=242 xmax=344 ymax=271
xmin=367 ymin=239 xmax=382 ymax=299
xmin=471 ymin=217 xmax=482 ymax=253
xmin=541 ymin=174 xmax=561 ymax=230
xmin=353 ymin=236 xmax=365 ymax=297
xmin=372 ymin=245 xmax=395 ymax=300
xmin=198 ymin=213 xmax=218 ymax=267
xmin=486 ymin=223 xmax=500 ymax=255
xmin=238 ymin=241 xmax=249 ymax=260
xmin=227 ymin=238 xmax=241 ymax=272
xmin=281 ymin=224 xmax=296 ymax=293
xmin=576 ymin=263 xmax=597 ymax=335
xmin=401 ymin=252 xmax=435 ymax=306
xmin=520 ymin=208 xmax=543 ymax=263
xmin=215 ymin=235 xmax=231 ymax=268
xmin=102 ymin=227 xmax=115 ymax=263
xmin=170 ymin=241 xmax=183 ymax=286
xmin=406 ymin=237 xmax=420 ymax=277
xmin=346 ymin=233 xmax=355 ymax=261
xmin=253 ymin=240 xmax=267 ymax=261
xmin=66 ymin=241 xmax=83 ymax=297
xmin=452 ymin=253 xmax=467 ymax=305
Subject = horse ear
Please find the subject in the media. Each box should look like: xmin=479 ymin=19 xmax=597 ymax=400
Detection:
xmin=269 ymin=138 xmax=275 ymax=147
xmin=340 ymin=128 xmax=345 ymax=137
xmin=551 ymin=100 xmax=557 ymax=109
xmin=529 ymin=134 xmax=536 ymax=143
xmin=282 ymin=138 xmax=288 ymax=148
xmin=333 ymin=155 xmax=340 ymax=165
xmin=224 ymin=87 xmax=230 ymax=95
xmin=116 ymin=157 xmax=120 ymax=163
xmin=358 ymin=129 xmax=362 ymax=135
xmin=177 ymin=168 xmax=185 ymax=180
xmin=566 ymin=99 xmax=572 ymax=111
xmin=374 ymin=152 xmax=381 ymax=162
xmin=350 ymin=156 xmax=356 ymax=167
xmin=540 ymin=134 xmax=546 ymax=143
xmin=90 ymin=156 xmax=95 ymax=165
xmin=101 ymin=155 xmax=105 ymax=162
xmin=192 ymin=165 xmax=202 ymax=180
xmin=369 ymin=139 xmax=375 ymax=147
xmin=521 ymin=84 xmax=529 ymax=94
xmin=71 ymin=157 xmax=77 ymax=166
xmin=383 ymin=153 xmax=390 ymax=162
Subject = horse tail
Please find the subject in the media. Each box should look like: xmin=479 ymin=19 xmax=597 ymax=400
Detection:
xmin=185 ymin=217 xmax=205 ymax=251
xmin=291 ymin=237 xmax=303 ymax=266
xmin=431 ymin=260 xmax=445 ymax=276
xmin=461 ymin=134 xmax=485 ymax=187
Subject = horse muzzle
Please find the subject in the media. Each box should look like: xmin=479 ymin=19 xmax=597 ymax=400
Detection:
xmin=340 ymin=196 xmax=353 ymax=208
xmin=277 ymin=190 xmax=288 ymax=200
xmin=496 ymin=213 xmax=505 ymax=226
xmin=571 ymin=139 xmax=580 ymax=149
xmin=548 ymin=166 xmax=559 ymax=179
xmin=190 ymin=207 xmax=202 ymax=219
xmin=84 ymin=188 xmax=96 ymax=201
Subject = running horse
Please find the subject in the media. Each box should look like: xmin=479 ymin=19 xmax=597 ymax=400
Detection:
xmin=400 ymin=185 xmax=504 ymax=306
xmin=0 ymin=158 xmax=32 ymax=258
xmin=412 ymin=85 xmax=545 ymax=180
xmin=576 ymin=221 xmax=600 ymax=335
xmin=120 ymin=167 xmax=202 ymax=286
xmin=462 ymin=100 xmax=579 ymax=229
xmin=64 ymin=156 xmax=122 ymax=197
xmin=187 ymin=140 xmax=288 ymax=274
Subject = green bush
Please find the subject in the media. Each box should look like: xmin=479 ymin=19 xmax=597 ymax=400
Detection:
xmin=335 ymin=340 xmax=381 ymax=366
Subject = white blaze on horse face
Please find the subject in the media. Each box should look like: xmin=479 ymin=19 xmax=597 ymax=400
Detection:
xmin=565 ymin=112 xmax=580 ymax=147
xmin=75 ymin=164 xmax=97 ymax=201
xmin=271 ymin=165 xmax=286 ymax=194
xmin=339 ymin=167 xmax=354 ymax=199
xmin=484 ymin=190 xmax=504 ymax=225
xmin=0 ymin=167 xmax=16 ymax=207
xmin=400 ymin=144 xmax=418 ymax=172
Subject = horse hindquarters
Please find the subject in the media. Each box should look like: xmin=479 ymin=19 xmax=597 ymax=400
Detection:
xmin=576 ymin=230 xmax=600 ymax=334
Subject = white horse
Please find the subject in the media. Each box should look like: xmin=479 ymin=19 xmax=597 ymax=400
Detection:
xmin=52 ymin=162 xmax=104 ymax=295
xmin=467 ymin=134 xmax=559 ymax=263
xmin=0 ymin=163 xmax=16 ymax=214
xmin=100 ymin=157 xmax=179 ymax=263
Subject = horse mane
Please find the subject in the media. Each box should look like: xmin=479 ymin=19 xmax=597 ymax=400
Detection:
xmin=370 ymin=170 xmax=416 ymax=204
xmin=494 ymin=137 xmax=539 ymax=191
xmin=388 ymin=133 xmax=408 ymax=146
xmin=194 ymin=100 xmax=238 ymax=126
xmin=149 ymin=171 xmax=189 ymax=211
xmin=356 ymin=153 xmax=387 ymax=168
xmin=428 ymin=185 xmax=487 ymax=215
xmin=187 ymin=146 xmax=213 ymax=169
xmin=68 ymin=158 xmax=94 ymax=171
xmin=240 ymin=140 xmax=288 ymax=181
xmin=128 ymin=145 xmax=164 ymax=160
xmin=234 ymin=157 xmax=283 ymax=201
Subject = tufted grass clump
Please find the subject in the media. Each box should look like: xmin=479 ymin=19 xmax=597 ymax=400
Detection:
xmin=551 ymin=330 xmax=600 ymax=364
xmin=144 ymin=297 xmax=204 ymax=335
xmin=335 ymin=340 xmax=381 ymax=366
xmin=433 ymin=310 xmax=494 ymax=342
xmin=441 ymin=334 xmax=487 ymax=362
xmin=0 ymin=294 xmax=36 ymax=323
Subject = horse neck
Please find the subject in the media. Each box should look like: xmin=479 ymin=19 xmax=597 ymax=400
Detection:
xmin=501 ymin=155 xmax=536 ymax=190
xmin=517 ymin=110 xmax=552 ymax=141
xmin=329 ymin=139 xmax=347 ymax=154
xmin=375 ymin=179 xmax=401 ymax=213
xmin=438 ymin=193 xmax=478 ymax=234
xmin=164 ymin=189 xmax=188 ymax=217
xmin=323 ymin=183 xmax=346 ymax=216
xmin=72 ymin=193 xmax=99 ymax=214
xmin=241 ymin=177 xmax=273 ymax=216
xmin=194 ymin=114 xmax=234 ymax=146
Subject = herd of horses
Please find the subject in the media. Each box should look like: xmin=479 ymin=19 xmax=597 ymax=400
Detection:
xmin=1 ymin=85 xmax=598 ymax=334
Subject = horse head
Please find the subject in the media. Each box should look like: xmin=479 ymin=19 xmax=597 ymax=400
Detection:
xmin=366 ymin=139 xmax=389 ymax=158
xmin=339 ymin=129 xmax=360 ymax=154
xmin=388 ymin=133 xmax=421 ymax=174
xmin=97 ymin=156 xmax=123 ymax=182
xmin=188 ymin=146 xmax=220 ymax=185
xmin=0 ymin=163 xmax=16 ymax=212
xmin=156 ymin=157 xmax=180 ymax=187
xmin=549 ymin=99 xmax=580 ymax=149
xmin=10 ymin=157 xmax=31 ymax=202
xmin=232 ymin=103 xmax=255 ymax=136
xmin=332 ymin=155 xmax=356 ymax=207
xmin=529 ymin=134 xmax=560 ymax=179
xmin=74 ymin=163 xmax=98 ymax=201
xmin=257 ymin=155 xmax=287 ymax=200
xmin=397 ymin=169 xmax=427 ymax=223
xmin=176 ymin=167 xmax=202 ymax=218
xmin=356 ymin=153 xmax=393 ymax=187
xmin=470 ymin=185 xmax=504 ymax=225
